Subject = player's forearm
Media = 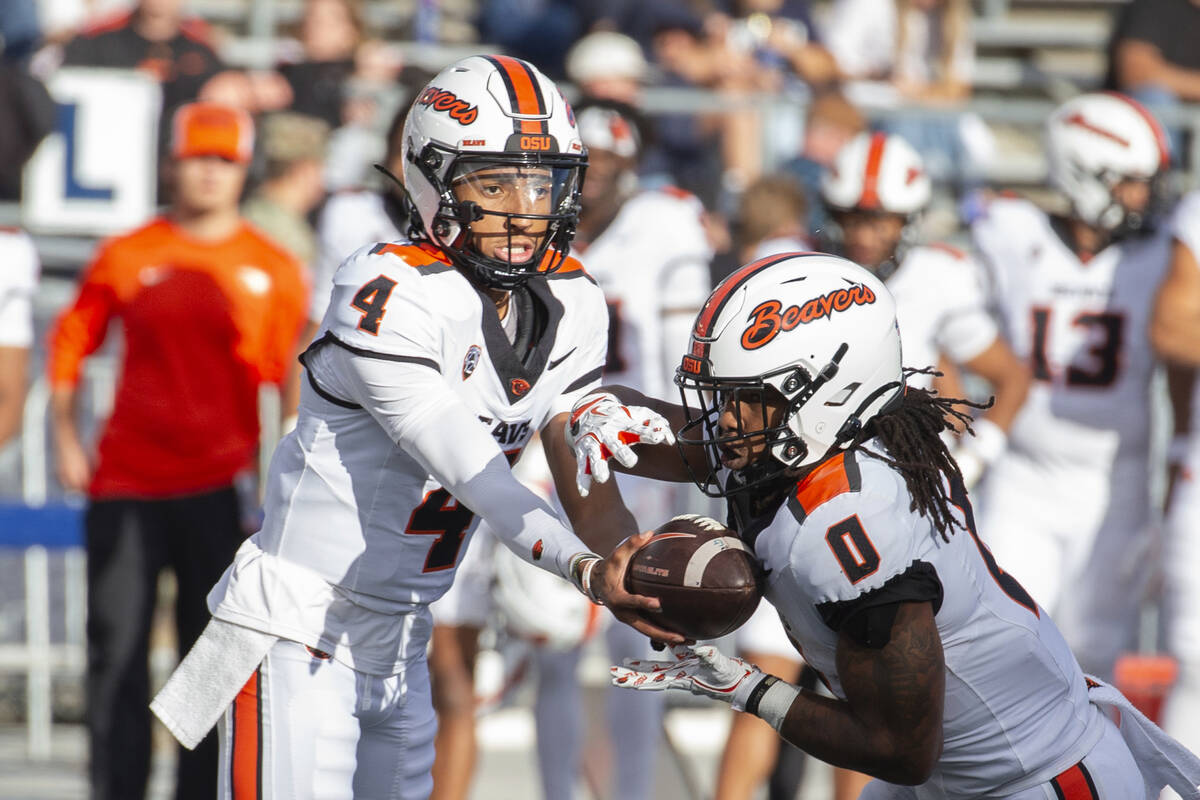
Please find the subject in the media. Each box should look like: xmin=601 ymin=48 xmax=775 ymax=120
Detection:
xmin=774 ymin=687 xmax=937 ymax=784
xmin=962 ymin=341 xmax=1031 ymax=432
xmin=49 ymin=386 xmax=82 ymax=444
xmin=542 ymin=414 xmax=640 ymax=553
xmin=1151 ymin=314 xmax=1200 ymax=366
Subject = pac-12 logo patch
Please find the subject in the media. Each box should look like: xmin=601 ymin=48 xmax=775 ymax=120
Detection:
xmin=462 ymin=345 xmax=481 ymax=380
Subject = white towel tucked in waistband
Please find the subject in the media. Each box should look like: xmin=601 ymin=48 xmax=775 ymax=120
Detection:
xmin=150 ymin=618 xmax=278 ymax=750
xmin=1087 ymin=674 xmax=1200 ymax=800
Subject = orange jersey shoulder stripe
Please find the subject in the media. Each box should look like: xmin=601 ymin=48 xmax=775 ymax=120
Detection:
xmin=795 ymin=451 xmax=856 ymax=517
xmin=371 ymin=242 xmax=452 ymax=267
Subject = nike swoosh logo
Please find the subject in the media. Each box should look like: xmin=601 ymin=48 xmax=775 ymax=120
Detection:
xmin=547 ymin=348 xmax=576 ymax=371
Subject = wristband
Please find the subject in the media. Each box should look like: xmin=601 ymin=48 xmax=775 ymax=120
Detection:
xmin=746 ymin=675 xmax=802 ymax=731
xmin=569 ymin=553 xmax=602 ymax=601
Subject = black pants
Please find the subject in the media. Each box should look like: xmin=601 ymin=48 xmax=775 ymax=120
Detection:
xmin=85 ymin=486 xmax=247 ymax=800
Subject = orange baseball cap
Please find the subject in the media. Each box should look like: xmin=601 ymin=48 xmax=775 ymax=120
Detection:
xmin=171 ymin=102 xmax=255 ymax=164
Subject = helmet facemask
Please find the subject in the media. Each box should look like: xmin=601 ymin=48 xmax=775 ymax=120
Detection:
xmin=821 ymin=206 xmax=918 ymax=282
xmin=408 ymin=142 xmax=586 ymax=290
xmin=675 ymin=344 xmax=850 ymax=498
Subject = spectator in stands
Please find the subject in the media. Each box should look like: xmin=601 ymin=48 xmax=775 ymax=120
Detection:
xmin=1106 ymin=0 xmax=1200 ymax=155
xmin=823 ymin=0 xmax=988 ymax=187
xmin=0 ymin=58 xmax=54 ymax=200
xmin=476 ymin=0 xmax=583 ymax=79
xmin=707 ymin=0 xmax=838 ymax=90
xmin=277 ymin=0 xmax=362 ymax=129
xmin=242 ymin=111 xmax=330 ymax=268
xmin=781 ymin=90 xmax=867 ymax=237
xmin=734 ymin=173 xmax=811 ymax=262
xmin=565 ymin=30 xmax=648 ymax=106
xmin=1108 ymin=0 xmax=1200 ymax=104
xmin=60 ymin=0 xmax=225 ymax=118
xmin=0 ymin=228 xmax=39 ymax=451
xmin=47 ymin=102 xmax=308 ymax=800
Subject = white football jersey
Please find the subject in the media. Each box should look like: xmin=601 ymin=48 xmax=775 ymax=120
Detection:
xmin=751 ymin=446 xmax=1103 ymax=797
xmin=888 ymin=243 xmax=998 ymax=390
xmin=0 ymin=228 xmax=39 ymax=348
xmin=309 ymin=190 xmax=407 ymax=323
xmin=972 ymin=197 xmax=1170 ymax=467
xmin=578 ymin=187 xmax=712 ymax=401
xmin=1171 ymin=190 xmax=1200 ymax=456
xmin=209 ymin=241 xmax=608 ymax=674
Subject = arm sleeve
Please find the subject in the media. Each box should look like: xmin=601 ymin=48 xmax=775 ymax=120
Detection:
xmin=46 ymin=247 xmax=119 ymax=387
xmin=1118 ymin=0 xmax=1170 ymax=45
xmin=324 ymin=345 xmax=595 ymax=580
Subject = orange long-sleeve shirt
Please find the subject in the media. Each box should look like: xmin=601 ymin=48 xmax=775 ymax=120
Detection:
xmin=48 ymin=217 xmax=308 ymax=499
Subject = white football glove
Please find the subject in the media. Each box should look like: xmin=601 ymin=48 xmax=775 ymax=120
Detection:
xmin=565 ymin=392 xmax=675 ymax=497
xmin=610 ymin=644 xmax=767 ymax=711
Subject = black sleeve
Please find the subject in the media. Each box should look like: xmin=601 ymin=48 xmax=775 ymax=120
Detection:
xmin=816 ymin=561 xmax=944 ymax=649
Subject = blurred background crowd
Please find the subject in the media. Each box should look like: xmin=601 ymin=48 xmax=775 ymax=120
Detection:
xmin=1 ymin=0 xmax=1199 ymax=798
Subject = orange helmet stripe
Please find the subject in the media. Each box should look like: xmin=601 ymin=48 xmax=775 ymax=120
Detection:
xmin=858 ymin=131 xmax=888 ymax=209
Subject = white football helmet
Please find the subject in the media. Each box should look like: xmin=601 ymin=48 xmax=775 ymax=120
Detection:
xmin=820 ymin=132 xmax=931 ymax=277
xmin=675 ymin=252 xmax=903 ymax=496
xmin=401 ymin=55 xmax=587 ymax=289
xmin=821 ymin=131 xmax=932 ymax=215
xmin=1045 ymin=92 xmax=1169 ymax=234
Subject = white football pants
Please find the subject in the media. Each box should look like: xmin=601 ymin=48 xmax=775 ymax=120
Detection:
xmin=217 ymin=639 xmax=437 ymax=800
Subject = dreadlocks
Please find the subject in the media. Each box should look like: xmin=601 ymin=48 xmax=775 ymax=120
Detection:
xmin=850 ymin=368 xmax=992 ymax=541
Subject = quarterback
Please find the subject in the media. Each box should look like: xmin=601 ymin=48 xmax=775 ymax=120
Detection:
xmin=569 ymin=252 xmax=1200 ymax=797
xmin=151 ymin=55 xmax=680 ymax=799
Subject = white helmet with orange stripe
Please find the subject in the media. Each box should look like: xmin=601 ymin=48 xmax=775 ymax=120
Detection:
xmin=819 ymin=132 xmax=931 ymax=278
xmin=675 ymin=252 xmax=903 ymax=497
xmin=401 ymin=55 xmax=587 ymax=289
xmin=1045 ymin=92 xmax=1169 ymax=235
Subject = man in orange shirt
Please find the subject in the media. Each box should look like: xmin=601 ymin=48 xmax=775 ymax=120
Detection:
xmin=47 ymin=102 xmax=308 ymax=800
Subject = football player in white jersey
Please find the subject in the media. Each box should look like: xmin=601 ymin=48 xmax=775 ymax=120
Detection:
xmin=150 ymin=55 xmax=685 ymax=800
xmin=305 ymin=100 xmax=487 ymax=800
xmin=722 ymin=132 xmax=1030 ymax=800
xmin=1150 ymin=188 xmax=1200 ymax=779
xmin=0 ymin=227 xmax=39 ymax=450
xmin=568 ymin=252 xmax=1200 ymax=798
xmin=971 ymin=92 xmax=1173 ymax=682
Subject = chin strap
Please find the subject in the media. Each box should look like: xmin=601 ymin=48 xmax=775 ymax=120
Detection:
xmin=834 ymin=379 xmax=904 ymax=446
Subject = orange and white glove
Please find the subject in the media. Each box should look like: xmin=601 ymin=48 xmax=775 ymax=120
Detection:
xmin=565 ymin=392 xmax=675 ymax=497
xmin=611 ymin=645 xmax=800 ymax=729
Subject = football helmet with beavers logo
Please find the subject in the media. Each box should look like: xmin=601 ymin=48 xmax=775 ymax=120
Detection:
xmin=402 ymin=55 xmax=587 ymax=289
xmin=1045 ymin=92 xmax=1169 ymax=236
xmin=675 ymin=252 xmax=902 ymax=496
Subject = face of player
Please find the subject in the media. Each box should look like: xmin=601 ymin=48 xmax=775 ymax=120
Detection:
xmin=581 ymin=148 xmax=635 ymax=207
xmin=452 ymin=165 xmax=554 ymax=266
xmin=1111 ymin=177 xmax=1152 ymax=216
xmin=172 ymin=156 xmax=247 ymax=215
xmin=715 ymin=387 xmax=789 ymax=471
xmin=834 ymin=209 xmax=906 ymax=273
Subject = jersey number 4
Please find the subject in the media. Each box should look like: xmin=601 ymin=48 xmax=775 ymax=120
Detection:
xmin=351 ymin=275 xmax=398 ymax=335
xmin=406 ymin=489 xmax=475 ymax=573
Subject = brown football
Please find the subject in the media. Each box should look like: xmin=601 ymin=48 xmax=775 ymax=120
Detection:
xmin=624 ymin=514 xmax=764 ymax=640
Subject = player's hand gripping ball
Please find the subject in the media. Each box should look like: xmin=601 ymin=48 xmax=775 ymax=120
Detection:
xmin=565 ymin=392 xmax=675 ymax=497
xmin=624 ymin=514 xmax=764 ymax=640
